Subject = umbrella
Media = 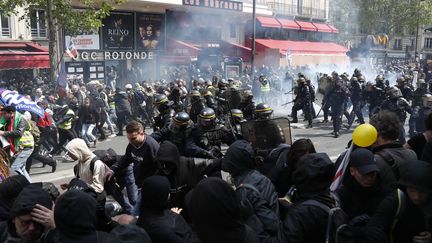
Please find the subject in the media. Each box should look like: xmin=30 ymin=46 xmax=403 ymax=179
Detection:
xmin=0 ymin=89 xmax=45 ymax=117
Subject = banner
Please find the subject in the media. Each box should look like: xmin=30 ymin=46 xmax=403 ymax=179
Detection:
xmin=102 ymin=12 xmax=134 ymax=50
xmin=65 ymin=34 xmax=100 ymax=50
xmin=0 ymin=89 xmax=45 ymax=117
xmin=136 ymin=13 xmax=165 ymax=51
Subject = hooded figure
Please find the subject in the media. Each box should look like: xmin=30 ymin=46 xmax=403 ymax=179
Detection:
xmin=222 ymin=139 xmax=280 ymax=237
xmin=108 ymin=224 xmax=152 ymax=243
xmin=283 ymin=153 xmax=337 ymax=243
xmin=0 ymin=175 xmax=30 ymax=222
xmin=154 ymin=141 xmax=220 ymax=208
xmin=0 ymin=183 xmax=53 ymax=242
xmin=53 ymin=189 xmax=110 ymax=243
xmin=136 ymin=176 xmax=198 ymax=243
xmin=186 ymin=177 xmax=260 ymax=243
xmin=351 ymin=160 xmax=432 ymax=243
xmin=65 ymin=138 xmax=106 ymax=194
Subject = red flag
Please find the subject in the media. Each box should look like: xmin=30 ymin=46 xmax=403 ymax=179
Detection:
xmin=65 ymin=39 xmax=78 ymax=59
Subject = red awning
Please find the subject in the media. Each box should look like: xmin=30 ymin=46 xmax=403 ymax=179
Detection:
xmin=276 ymin=18 xmax=300 ymax=30
xmin=0 ymin=42 xmax=49 ymax=70
xmin=256 ymin=16 xmax=281 ymax=28
xmin=221 ymin=41 xmax=252 ymax=62
xmin=312 ymin=23 xmax=333 ymax=33
xmin=166 ymin=38 xmax=200 ymax=57
xmin=254 ymin=39 xmax=349 ymax=55
xmin=327 ymin=24 xmax=339 ymax=33
xmin=295 ymin=21 xmax=317 ymax=31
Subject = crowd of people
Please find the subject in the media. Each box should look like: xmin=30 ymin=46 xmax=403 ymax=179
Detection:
xmin=0 ymin=62 xmax=431 ymax=243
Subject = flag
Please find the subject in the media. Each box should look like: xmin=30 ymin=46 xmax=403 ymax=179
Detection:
xmin=330 ymin=144 xmax=353 ymax=191
xmin=65 ymin=38 xmax=78 ymax=59
xmin=56 ymin=62 xmax=69 ymax=97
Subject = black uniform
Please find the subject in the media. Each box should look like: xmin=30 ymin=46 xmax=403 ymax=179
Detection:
xmin=186 ymin=124 xmax=234 ymax=159
xmin=189 ymin=97 xmax=206 ymax=123
xmin=327 ymin=83 xmax=350 ymax=137
xmin=380 ymin=97 xmax=412 ymax=144
xmin=291 ymin=82 xmax=313 ymax=126
xmin=408 ymin=86 xmax=427 ymax=137
xmin=239 ymin=98 xmax=255 ymax=120
xmin=153 ymin=107 xmax=175 ymax=132
xmin=348 ymin=79 xmax=365 ymax=125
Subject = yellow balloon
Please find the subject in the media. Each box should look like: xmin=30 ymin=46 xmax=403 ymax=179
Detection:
xmin=352 ymin=124 xmax=378 ymax=147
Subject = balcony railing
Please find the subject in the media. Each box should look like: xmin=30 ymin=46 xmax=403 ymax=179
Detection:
xmin=301 ymin=7 xmax=326 ymax=19
xmin=0 ymin=27 xmax=10 ymax=37
xmin=31 ymin=28 xmax=47 ymax=38
xmin=266 ymin=2 xmax=298 ymax=15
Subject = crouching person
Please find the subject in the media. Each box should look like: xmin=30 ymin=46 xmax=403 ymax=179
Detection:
xmin=63 ymin=138 xmax=117 ymax=232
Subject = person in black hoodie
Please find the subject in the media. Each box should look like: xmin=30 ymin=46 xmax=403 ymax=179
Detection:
xmin=51 ymin=189 xmax=110 ymax=243
xmin=336 ymin=148 xmax=392 ymax=221
xmin=283 ymin=153 xmax=336 ymax=243
xmin=136 ymin=176 xmax=198 ymax=243
xmin=154 ymin=140 xmax=221 ymax=208
xmin=186 ymin=177 xmax=260 ymax=243
xmin=222 ymin=139 xmax=281 ymax=239
xmin=114 ymin=87 xmax=131 ymax=136
xmin=0 ymin=175 xmax=30 ymax=222
xmin=346 ymin=160 xmax=432 ymax=243
xmin=0 ymin=183 xmax=53 ymax=243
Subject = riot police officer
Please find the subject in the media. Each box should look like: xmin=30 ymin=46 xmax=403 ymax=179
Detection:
xmin=396 ymin=77 xmax=413 ymax=102
xmin=186 ymin=108 xmax=234 ymax=159
xmin=363 ymin=77 xmax=386 ymax=117
xmin=291 ymin=78 xmax=313 ymax=128
xmin=203 ymin=90 xmax=218 ymax=111
xmin=380 ymin=86 xmax=412 ymax=144
xmin=416 ymin=93 xmax=432 ymax=133
xmin=252 ymin=103 xmax=285 ymax=152
xmin=347 ymin=77 xmax=365 ymax=128
xmin=153 ymin=94 xmax=175 ymax=132
xmin=409 ymin=79 xmax=428 ymax=137
xmin=305 ymin=79 xmax=317 ymax=119
xmin=189 ymin=90 xmax=206 ymax=123
xmin=228 ymin=108 xmax=245 ymax=139
xmin=239 ymin=90 xmax=255 ymax=120
xmin=327 ymin=78 xmax=350 ymax=138
xmin=151 ymin=111 xmax=192 ymax=156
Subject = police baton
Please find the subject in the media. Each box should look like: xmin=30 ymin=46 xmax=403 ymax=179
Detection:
xmin=282 ymin=101 xmax=294 ymax=106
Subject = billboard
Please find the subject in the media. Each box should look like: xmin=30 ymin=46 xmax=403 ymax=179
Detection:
xmin=65 ymin=32 xmax=100 ymax=50
xmin=102 ymin=12 xmax=134 ymax=50
xmin=136 ymin=13 xmax=165 ymax=51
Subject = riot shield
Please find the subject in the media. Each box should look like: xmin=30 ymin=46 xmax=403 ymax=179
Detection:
xmin=241 ymin=117 xmax=292 ymax=151
xmin=316 ymin=76 xmax=333 ymax=106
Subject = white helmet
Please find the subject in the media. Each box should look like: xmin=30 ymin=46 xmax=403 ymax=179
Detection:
xmin=125 ymin=84 xmax=133 ymax=90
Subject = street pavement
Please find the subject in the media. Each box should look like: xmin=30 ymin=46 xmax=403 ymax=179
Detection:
xmin=28 ymin=119 xmax=353 ymax=187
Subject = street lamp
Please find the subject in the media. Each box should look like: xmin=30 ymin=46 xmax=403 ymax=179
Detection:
xmin=251 ymin=0 xmax=256 ymax=78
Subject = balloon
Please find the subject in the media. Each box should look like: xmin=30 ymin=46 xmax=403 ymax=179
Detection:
xmin=352 ymin=124 xmax=378 ymax=147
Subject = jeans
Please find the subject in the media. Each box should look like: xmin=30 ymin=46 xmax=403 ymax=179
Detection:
xmin=106 ymin=166 xmax=137 ymax=214
xmin=133 ymin=189 xmax=142 ymax=216
xmin=12 ymin=147 xmax=33 ymax=182
xmin=81 ymin=123 xmax=96 ymax=145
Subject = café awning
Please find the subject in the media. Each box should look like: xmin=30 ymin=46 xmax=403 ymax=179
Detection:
xmin=0 ymin=42 xmax=50 ymax=70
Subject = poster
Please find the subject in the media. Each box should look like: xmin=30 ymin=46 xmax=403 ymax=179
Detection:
xmin=102 ymin=12 xmax=134 ymax=50
xmin=65 ymin=31 xmax=100 ymax=50
xmin=136 ymin=13 xmax=165 ymax=50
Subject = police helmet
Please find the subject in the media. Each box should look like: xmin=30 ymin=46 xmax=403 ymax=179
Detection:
xmin=198 ymin=108 xmax=216 ymax=129
xmin=173 ymin=112 xmax=190 ymax=125
xmin=358 ymin=75 xmax=365 ymax=82
xmin=422 ymin=94 xmax=432 ymax=108
xmin=375 ymin=75 xmax=384 ymax=82
xmin=255 ymin=103 xmax=273 ymax=119
xmin=350 ymin=77 xmax=358 ymax=82
xmin=298 ymin=72 xmax=305 ymax=78
xmin=418 ymin=79 xmax=427 ymax=89
xmin=230 ymin=109 xmax=244 ymax=123
xmin=203 ymin=90 xmax=213 ymax=97
xmin=331 ymin=71 xmax=338 ymax=77
xmin=154 ymin=94 xmax=169 ymax=105
xmin=297 ymin=78 xmax=306 ymax=84
xmin=396 ymin=77 xmax=406 ymax=84
xmin=190 ymin=90 xmax=201 ymax=97
xmin=227 ymin=78 xmax=234 ymax=83
xmin=125 ymin=84 xmax=133 ymax=90
xmin=387 ymin=86 xmax=402 ymax=99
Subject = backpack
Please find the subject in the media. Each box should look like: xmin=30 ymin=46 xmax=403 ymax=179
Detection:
xmin=301 ymin=198 xmax=348 ymax=243
xmin=73 ymin=156 xmax=100 ymax=178
xmin=376 ymin=150 xmax=401 ymax=180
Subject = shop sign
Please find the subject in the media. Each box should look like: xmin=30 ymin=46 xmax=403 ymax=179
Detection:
xmin=65 ymin=34 xmax=100 ymax=50
xmin=183 ymin=0 xmax=243 ymax=11
xmin=73 ymin=51 xmax=154 ymax=61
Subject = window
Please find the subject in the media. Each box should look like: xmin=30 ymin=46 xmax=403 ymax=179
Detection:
xmin=0 ymin=11 xmax=10 ymax=37
xmin=230 ymin=24 xmax=236 ymax=38
xmin=425 ymin=38 xmax=432 ymax=49
xmin=30 ymin=9 xmax=46 ymax=38
xmin=394 ymin=39 xmax=402 ymax=50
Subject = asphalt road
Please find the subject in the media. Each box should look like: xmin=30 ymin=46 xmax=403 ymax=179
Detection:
xmin=28 ymin=116 xmax=354 ymax=188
